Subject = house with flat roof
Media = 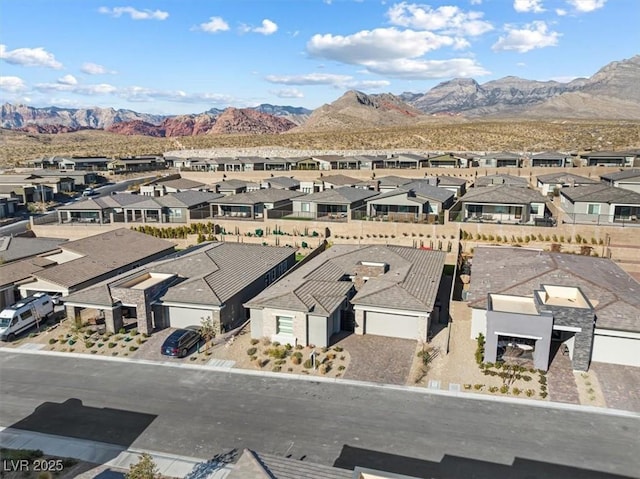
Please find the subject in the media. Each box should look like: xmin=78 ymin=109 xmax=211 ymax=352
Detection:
xmin=57 ymin=157 xmax=111 ymax=171
xmin=321 ymin=174 xmax=360 ymax=189
xmin=455 ymin=186 xmax=548 ymax=224
xmin=352 ymin=155 xmax=387 ymax=170
xmin=0 ymin=197 xmax=19 ymax=219
xmin=107 ymin=156 xmax=166 ymax=175
xmin=30 ymin=169 xmax=98 ymax=187
xmin=209 ymin=179 xmax=259 ymax=196
xmin=580 ymin=151 xmax=637 ymax=167
xmin=467 ymin=246 xmax=640 ymax=369
xmin=600 ymin=169 xmax=640 ymax=194
xmin=291 ymin=187 xmax=379 ymax=221
xmin=374 ymin=176 xmax=415 ymax=193
xmin=140 ymin=177 xmax=206 ymax=196
xmin=536 ymin=172 xmax=599 ymax=196
xmin=16 ymin=228 xmax=175 ymax=300
xmin=477 ymin=152 xmax=522 ymax=168
xmin=384 ymin=153 xmax=428 ymax=169
xmin=210 ymin=189 xmax=305 ymax=220
xmin=560 ymin=184 xmax=640 ymax=224
xmin=62 ymin=242 xmax=295 ymax=335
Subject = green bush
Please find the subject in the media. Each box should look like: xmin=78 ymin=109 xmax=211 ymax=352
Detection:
xmin=48 ymin=338 xmax=57 ymax=345
xmin=130 ymin=328 xmax=138 ymax=336
xmin=291 ymin=355 xmax=302 ymax=365
xmin=303 ymin=359 xmax=313 ymax=369
xmin=107 ymin=342 xmax=117 ymax=349
xmin=475 ymin=333 xmax=485 ymax=365
xmin=129 ymin=346 xmax=138 ymax=352
xmin=272 ymin=366 xmax=282 ymax=372
xmin=473 ymin=384 xmax=483 ymax=390
xmin=488 ymin=386 xmax=499 ymax=393
xmin=512 ymin=387 xmax=522 ymax=396
xmin=118 ymin=328 xmax=126 ymax=335
xmin=525 ymin=389 xmax=535 ymax=397
xmin=84 ymin=341 xmax=94 ymax=349
xmin=499 ymin=385 xmax=509 ymax=394
xmin=338 ymin=365 xmax=345 ymax=371
xmin=267 ymin=347 xmax=288 ymax=359
xmin=463 ymin=384 xmax=472 ymax=390
xmin=250 ymin=338 xmax=260 ymax=345
xmin=247 ymin=347 xmax=258 ymax=356
xmin=540 ymin=391 xmax=548 ymax=398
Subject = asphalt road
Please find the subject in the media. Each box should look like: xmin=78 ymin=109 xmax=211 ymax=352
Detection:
xmin=0 ymin=351 xmax=638 ymax=478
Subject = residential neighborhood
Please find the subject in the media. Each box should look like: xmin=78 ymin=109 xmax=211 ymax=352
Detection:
xmin=1 ymin=148 xmax=640 ymax=479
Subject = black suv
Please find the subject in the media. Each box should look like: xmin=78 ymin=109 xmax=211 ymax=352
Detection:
xmin=161 ymin=328 xmax=201 ymax=357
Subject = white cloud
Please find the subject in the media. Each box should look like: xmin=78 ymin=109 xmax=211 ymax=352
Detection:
xmin=364 ymin=58 xmax=489 ymax=79
xmin=0 ymin=44 xmax=63 ymax=69
xmin=555 ymin=8 xmax=567 ymax=15
xmin=0 ymin=76 xmax=27 ymax=92
xmin=254 ymin=19 xmax=278 ymax=35
xmin=81 ymin=62 xmax=116 ymax=75
xmin=35 ymin=82 xmax=118 ymax=95
xmin=517 ymin=62 xmax=527 ymax=67
xmin=386 ymin=3 xmax=493 ymax=37
xmin=514 ymin=0 xmax=545 ymax=13
xmin=57 ymin=74 xmax=78 ymax=85
xmin=195 ymin=16 xmax=230 ymax=33
xmin=265 ymin=72 xmax=390 ymax=90
xmin=566 ymin=0 xmax=606 ymax=12
xmin=492 ymin=21 xmax=560 ymax=53
xmin=270 ymin=88 xmax=304 ymax=99
xmin=470 ymin=0 xmax=482 ymax=4
xmin=307 ymin=28 xmax=457 ymax=64
xmin=98 ymin=6 xmax=168 ymax=20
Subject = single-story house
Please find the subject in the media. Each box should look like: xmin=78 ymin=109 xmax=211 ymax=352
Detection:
xmin=467 ymin=246 xmax=640 ymax=370
xmin=560 ymin=184 xmax=640 ymax=224
xmin=580 ymin=151 xmax=636 ymax=167
xmin=140 ymin=177 xmax=206 ymax=196
xmin=384 ymin=153 xmax=428 ymax=169
xmin=27 ymin=156 xmax=66 ymax=169
xmin=374 ymin=176 xmax=415 ymax=193
xmin=291 ymin=187 xmax=379 ymax=221
xmin=260 ymin=176 xmax=300 ymax=190
xmin=473 ymin=174 xmax=529 ymax=188
xmin=107 ymin=156 xmax=166 ymax=174
xmin=424 ymin=175 xmax=468 ymax=198
xmin=456 ymin=185 xmax=548 ymax=224
xmin=246 ymin=245 xmax=446 ymax=347
xmin=529 ymin=151 xmax=570 ymax=168
xmin=478 ymin=152 xmax=522 ymax=168
xmin=264 ymin=157 xmax=297 ymax=171
xmin=209 ymin=189 xmax=305 ymax=220
xmin=321 ymin=174 xmax=360 ymax=189
xmin=30 ymin=169 xmax=98 ymax=187
xmin=536 ymin=172 xmax=599 ymax=196
xmin=352 ymin=155 xmax=386 ymax=170
xmin=600 ymin=169 xmax=640 ymax=194
xmin=210 ymin=179 xmax=260 ymax=196
xmin=57 ymin=157 xmax=111 ymax=171
xmin=17 ymin=228 xmax=175 ymax=300
xmin=62 ymin=242 xmax=295 ymax=335
xmin=424 ymin=153 xmax=472 ymax=168
xmin=365 ymin=182 xmax=454 ymax=222
xmin=310 ymin=155 xmax=358 ymax=170
xmin=0 ymin=183 xmax=54 ymax=204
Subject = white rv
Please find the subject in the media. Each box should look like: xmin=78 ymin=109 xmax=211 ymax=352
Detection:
xmin=0 ymin=293 xmax=54 ymax=341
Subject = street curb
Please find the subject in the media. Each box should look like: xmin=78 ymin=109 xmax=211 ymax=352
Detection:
xmin=2 ymin=346 xmax=638 ymax=419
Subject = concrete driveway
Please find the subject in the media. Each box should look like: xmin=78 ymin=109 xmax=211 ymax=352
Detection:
xmin=334 ymin=333 xmax=417 ymax=385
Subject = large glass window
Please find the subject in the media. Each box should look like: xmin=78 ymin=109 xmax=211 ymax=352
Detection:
xmin=276 ymin=316 xmax=294 ymax=335
xmin=588 ymin=204 xmax=601 ymax=215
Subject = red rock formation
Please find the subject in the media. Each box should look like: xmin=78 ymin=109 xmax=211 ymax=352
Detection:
xmin=106 ymin=120 xmax=165 ymax=136
xmin=209 ymin=108 xmax=296 ymax=134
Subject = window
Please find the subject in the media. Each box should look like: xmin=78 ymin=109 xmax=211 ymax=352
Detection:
xmin=301 ymin=202 xmax=310 ymax=212
xmin=20 ymin=311 xmax=31 ymax=321
xmin=276 ymin=316 xmax=294 ymax=335
xmin=587 ymin=204 xmax=601 ymax=215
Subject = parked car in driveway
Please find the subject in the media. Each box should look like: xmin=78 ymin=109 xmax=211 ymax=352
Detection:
xmin=160 ymin=328 xmax=202 ymax=358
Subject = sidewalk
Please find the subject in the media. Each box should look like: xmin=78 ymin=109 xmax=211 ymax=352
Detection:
xmin=0 ymin=427 xmax=232 ymax=479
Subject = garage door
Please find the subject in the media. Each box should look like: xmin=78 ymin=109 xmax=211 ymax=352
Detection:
xmin=165 ymin=306 xmax=209 ymax=329
xmin=365 ymin=311 xmax=418 ymax=340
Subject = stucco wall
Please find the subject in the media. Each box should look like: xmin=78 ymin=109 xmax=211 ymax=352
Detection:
xmin=592 ymin=329 xmax=640 ymax=367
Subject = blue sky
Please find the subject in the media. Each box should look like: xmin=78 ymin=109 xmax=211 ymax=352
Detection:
xmin=0 ymin=0 xmax=637 ymax=115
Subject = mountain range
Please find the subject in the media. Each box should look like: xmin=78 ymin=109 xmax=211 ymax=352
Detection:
xmin=1 ymin=55 xmax=638 ymax=136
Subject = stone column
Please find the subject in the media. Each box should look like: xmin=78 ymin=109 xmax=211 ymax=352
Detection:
xmin=65 ymin=305 xmax=81 ymax=327
xmin=103 ymin=306 xmax=123 ymax=334
xmin=572 ymin=329 xmax=594 ymax=372
xmin=354 ymin=310 xmax=365 ymax=335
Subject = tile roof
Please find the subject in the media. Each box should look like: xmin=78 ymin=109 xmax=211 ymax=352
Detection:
xmin=321 ymin=174 xmax=360 ymax=186
xmin=211 ymin=189 xmax=305 ymax=205
xmin=530 ymin=151 xmax=569 ymax=160
xmin=375 ymin=176 xmax=415 ymax=187
xmin=600 ymin=169 xmax=640 ymax=181
xmin=32 ymin=228 xmax=175 ymax=288
xmin=468 ymin=246 xmax=640 ymax=332
xmin=227 ymin=449 xmax=351 ymax=479
xmin=154 ymin=191 xmax=222 ymax=208
xmin=152 ymin=178 xmax=205 ymax=190
xmin=400 ymin=181 xmax=455 ymax=202
xmin=0 ymin=236 xmax=65 ymax=263
xmin=0 ymin=258 xmax=48 ymax=287
xmin=157 ymin=243 xmax=294 ymax=306
xmin=460 ymin=185 xmax=546 ymax=204
xmin=263 ymin=177 xmax=300 ymax=189
xmin=297 ymin=186 xmax=378 ymax=204
xmin=536 ymin=172 xmax=599 ymax=185
xmin=426 ymin=175 xmax=467 ymax=186
xmin=560 ymin=184 xmax=640 ymax=204
xmin=247 ymin=245 xmax=445 ymax=314
xmin=474 ymin=175 xmax=529 ymax=187
xmin=213 ymin=179 xmax=255 ymax=189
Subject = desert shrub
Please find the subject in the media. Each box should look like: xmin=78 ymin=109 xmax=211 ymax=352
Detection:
xmin=475 ymin=333 xmax=485 ymax=365
xmin=295 ymin=344 xmax=303 ymax=350
xmin=291 ymin=355 xmax=302 ymax=365
xmin=129 ymin=328 xmax=138 ymax=336
xmin=499 ymin=385 xmax=509 ymax=394
xmin=247 ymin=347 xmax=257 ymax=356
xmin=463 ymin=384 xmax=472 ymax=390
xmin=303 ymin=359 xmax=313 ymax=369
xmin=258 ymin=358 xmax=269 ymax=368
xmin=333 ymin=346 xmax=343 ymax=352
xmin=274 ymin=359 xmax=286 ymax=365
xmin=49 ymin=338 xmax=57 ymax=345
xmin=84 ymin=341 xmax=94 ymax=349
xmin=338 ymin=365 xmax=345 ymax=371
xmin=327 ymin=352 xmax=336 ymax=360
xmin=473 ymin=384 xmax=484 ymax=391
xmin=488 ymin=386 xmax=499 ymax=393
xmin=250 ymin=338 xmax=260 ymax=345
xmin=267 ymin=347 xmax=288 ymax=359
xmin=540 ymin=391 xmax=548 ymax=398
xmin=512 ymin=387 xmax=522 ymax=395
xmin=129 ymin=346 xmax=138 ymax=352
xmin=272 ymin=366 xmax=282 ymax=372
xmin=319 ymin=363 xmax=331 ymax=374
xmin=108 ymin=342 xmax=117 ymax=349
xmin=525 ymin=389 xmax=535 ymax=397
xmin=262 ymin=337 xmax=271 ymax=346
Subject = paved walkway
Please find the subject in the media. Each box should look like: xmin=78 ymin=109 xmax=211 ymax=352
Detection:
xmin=335 ymin=334 xmax=416 ymax=385
xmin=547 ymin=347 xmax=580 ymax=404
xmin=0 ymin=427 xmax=233 ymax=479
xmin=590 ymin=362 xmax=640 ymax=413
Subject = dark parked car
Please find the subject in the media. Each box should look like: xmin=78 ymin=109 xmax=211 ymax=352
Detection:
xmin=161 ymin=328 xmax=201 ymax=357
